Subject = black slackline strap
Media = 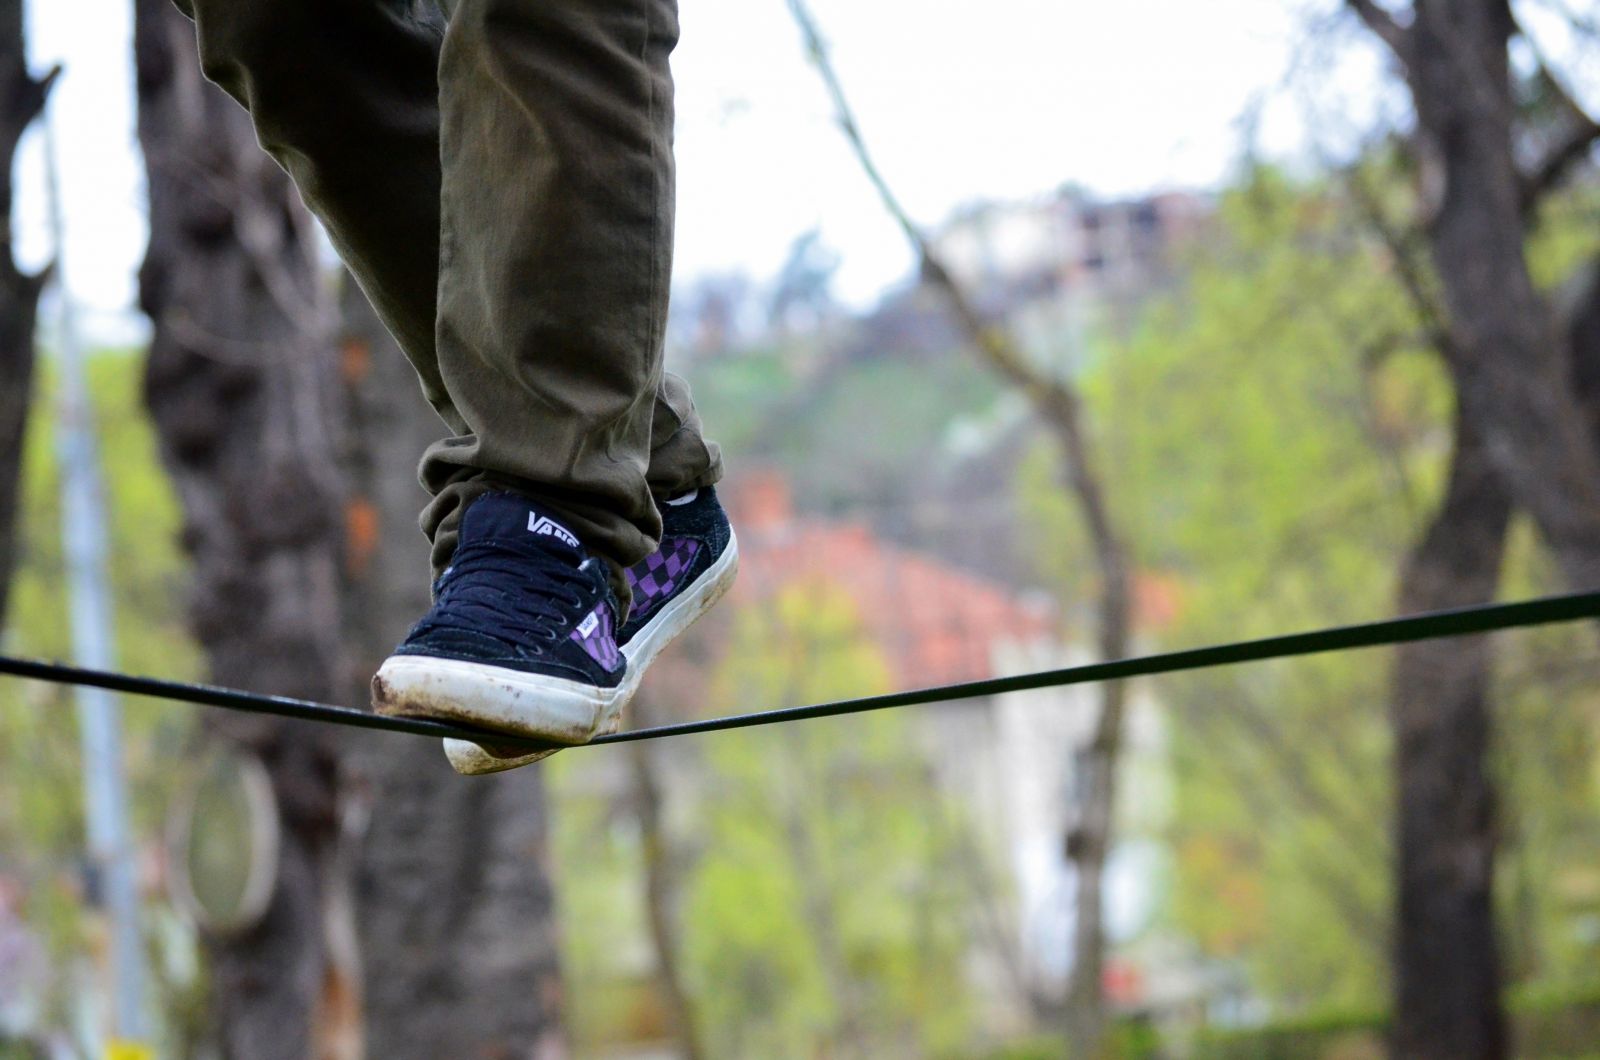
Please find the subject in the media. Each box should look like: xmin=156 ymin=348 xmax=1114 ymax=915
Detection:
xmin=1 ymin=591 xmax=1597 ymax=754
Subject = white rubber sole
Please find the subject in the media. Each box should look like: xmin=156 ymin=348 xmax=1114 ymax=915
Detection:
xmin=372 ymin=654 xmax=629 ymax=745
xmin=442 ymin=532 xmax=740 ymax=775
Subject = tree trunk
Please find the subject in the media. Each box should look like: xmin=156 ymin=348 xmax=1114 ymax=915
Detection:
xmin=1564 ymin=259 xmax=1600 ymax=449
xmin=1406 ymin=0 xmax=1600 ymax=590
xmin=1390 ymin=411 xmax=1511 ymax=1059
xmin=336 ymin=276 xmax=568 ymax=1058
xmin=133 ymin=4 xmax=359 ymax=1056
xmin=0 ymin=0 xmax=55 ymax=628
xmin=1054 ymin=407 xmax=1132 ymax=1059
xmin=921 ymin=255 xmax=1134 ymax=1055
xmin=1343 ymin=4 xmax=1600 ymax=1052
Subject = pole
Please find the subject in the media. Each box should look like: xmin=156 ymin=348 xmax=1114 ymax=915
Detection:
xmin=43 ymin=102 xmax=151 ymax=1050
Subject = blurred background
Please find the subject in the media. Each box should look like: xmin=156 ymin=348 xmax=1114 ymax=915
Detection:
xmin=2 ymin=0 xmax=1599 ymax=1057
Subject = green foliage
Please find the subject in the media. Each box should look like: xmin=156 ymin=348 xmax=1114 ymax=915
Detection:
xmin=1019 ymin=168 xmax=1440 ymax=1010
xmin=683 ymin=582 xmax=980 ymax=1057
xmin=553 ymin=581 xmax=991 ymax=1057
xmin=1191 ymin=1008 xmax=1386 ymax=1060
xmin=971 ymin=1039 xmax=1064 ymax=1060
xmin=4 ymin=165 xmax=1592 ymax=1058
xmin=1527 ymin=187 xmax=1600 ymax=294
xmin=686 ymin=329 xmax=1004 ymax=515
xmin=973 ymin=1019 xmax=1161 ymax=1060
xmin=1512 ymin=980 xmax=1600 ymax=1058
xmin=0 ymin=351 xmax=201 ymax=1050
xmin=1017 ymin=165 xmax=1600 ymax=1017
xmin=679 ymin=342 xmax=797 ymax=453
xmin=548 ymin=770 xmax=664 ymax=1051
xmin=1188 ymin=983 xmax=1600 ymax=1059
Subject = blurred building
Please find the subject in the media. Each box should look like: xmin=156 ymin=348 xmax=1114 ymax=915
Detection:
xmin=931 ymin=189 xmax=1211 ymax=379
xmin=933 ymin=189 xmax=1210 ymax=308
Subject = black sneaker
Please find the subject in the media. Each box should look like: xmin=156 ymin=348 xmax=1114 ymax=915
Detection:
xmin=443 ymin=486 xmax=739 ymax=775
xmin=371 ymin=493 xmax=630 ymax=745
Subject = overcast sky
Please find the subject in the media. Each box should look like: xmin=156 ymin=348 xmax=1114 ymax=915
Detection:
xmin=6 ymin=0 xmax=1448 ymax=340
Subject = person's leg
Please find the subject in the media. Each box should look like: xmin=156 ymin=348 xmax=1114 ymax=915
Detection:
xmin=650 ymin=373 xmax=722 ymax=501
xmin=383 ymin=0 xmax=733 ymax=748
xmin=177 ymin=0 xmax=722 ymax=592
xmin=179 ymin=0 xmax=452 ymax=419
xmin=179 ymin=0 xmax=732 ymax=750
xmin=420 ymin=0 xmax=721 ymax=587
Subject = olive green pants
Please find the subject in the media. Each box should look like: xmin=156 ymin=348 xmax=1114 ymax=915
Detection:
xmin=176 ymin=0 xmax=722 ymax=592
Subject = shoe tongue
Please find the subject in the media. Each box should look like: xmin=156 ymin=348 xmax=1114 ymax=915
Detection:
xmin=462 ymin=493 xmax=586 ymax=562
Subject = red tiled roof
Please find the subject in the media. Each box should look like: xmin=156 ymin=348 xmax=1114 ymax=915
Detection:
xmin=733 ymin=520 xmax=1058 ymax=688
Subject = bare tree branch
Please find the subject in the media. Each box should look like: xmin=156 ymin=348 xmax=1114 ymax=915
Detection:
xmin=1184 ymin=714 xmax=1390 ymax=957
xmin=1346 ymin=0 xmax=1412 ymax=61
xmin=1523 ymin=120 xmax=1600 ymax=209
xmin=1343 ymin=160 xmax=1457 ymax=357
xmin=785 ymin=0 xmax=1133 ymax=1051
xmin=1525 ymin=120 xmax=1600 ymax=201
xmin=627 ymin=692 xmax=707 ymax=1060
xmin=1518 ymin=53 xmax=1600 ymax=211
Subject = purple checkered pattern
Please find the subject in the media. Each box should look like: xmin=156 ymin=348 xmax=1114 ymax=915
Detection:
xmin=626 ymin=537 xmax=701 ymax=611
xmin=570 ymin=604 xmax=622 ymax=672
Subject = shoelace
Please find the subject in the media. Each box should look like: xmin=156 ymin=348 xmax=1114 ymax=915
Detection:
xmin=420 ymin=540 xmax=603 ymax=654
